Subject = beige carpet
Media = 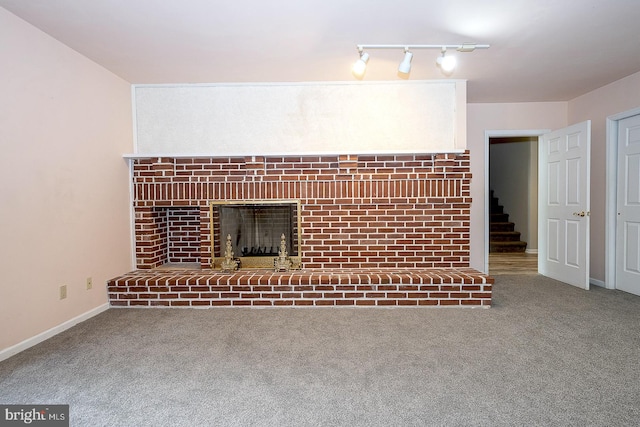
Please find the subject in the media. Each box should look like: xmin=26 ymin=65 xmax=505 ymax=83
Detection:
xmin=1 ymin=274 xmax=639 ymax=426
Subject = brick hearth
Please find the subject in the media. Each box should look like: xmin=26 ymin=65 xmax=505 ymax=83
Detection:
xmin=107 ymin=268 xmax=493 ymax=307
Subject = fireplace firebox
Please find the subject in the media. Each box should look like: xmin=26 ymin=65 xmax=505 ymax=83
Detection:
xmin=210 ymin=200 xmax=301 ymax=269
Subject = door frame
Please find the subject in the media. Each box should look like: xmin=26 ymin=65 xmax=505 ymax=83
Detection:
xmin=484 ymin=129 xmax=550 ymax=274
xmin=605 ymin=106 xmax=640 ymax=290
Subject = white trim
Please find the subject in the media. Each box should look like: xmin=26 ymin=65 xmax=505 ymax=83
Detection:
xmin=130 ymin=87 xmax=139 ymax=270
xmin=0 ymin=304 xmax=109 ymax=362
xmin=525 ymin=249 xmax=539 ymax=255
xmin=538 ymin=136 xmax=545 ymax=276
xmin=132 ymin=79 xmax=468 ymax=89
xmin=605 ymin=117 xmax=618 ymax=289
xmin=605 ymin=106 xmax=640 ymax=290
xmin=127 ymin=158 xmax=137 ymax=270
xmin=122 ymin=149 xmax=468 ymax=159
xmin=484 ymin=129 xmax=549 ymax=275
xmin=590 ymin=278 xmax=606 ymax=288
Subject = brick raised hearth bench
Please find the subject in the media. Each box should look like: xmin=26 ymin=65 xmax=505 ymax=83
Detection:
xmin=107 ymin=268 xmax=493 ymax=308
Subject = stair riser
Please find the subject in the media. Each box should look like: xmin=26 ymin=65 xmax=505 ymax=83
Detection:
xmin=491 ymin=224 xmax=515 ymax=232
xmin=490 ymin=233 xmax=522 ymax=242
xmin=490 ymin=205 xmax=504 ymax=214
xmin=491 ymin=213 xmax=509 ymax=222
xmin=490 ymin=244 xmax=527 ymax=253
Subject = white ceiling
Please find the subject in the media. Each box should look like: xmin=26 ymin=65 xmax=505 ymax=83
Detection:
xmin=2 ymin=0 xmax=640 ymax=103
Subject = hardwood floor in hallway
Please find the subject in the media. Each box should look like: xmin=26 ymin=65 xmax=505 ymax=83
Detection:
xmin=489 ymin=252 xmax=538 ymax=275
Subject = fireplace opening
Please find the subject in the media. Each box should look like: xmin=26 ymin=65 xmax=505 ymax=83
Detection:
xmin=210 ymin=200 xmax=301 ymax=269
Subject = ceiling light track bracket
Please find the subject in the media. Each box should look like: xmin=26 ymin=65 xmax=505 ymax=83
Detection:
xmin=355 ymin=43 xmax=490 ymax=52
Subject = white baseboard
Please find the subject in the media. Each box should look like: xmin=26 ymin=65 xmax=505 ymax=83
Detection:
xmin=0 ymin=303 xmax=109 ymax=362
xmin=525 ymin=249 xmax=538 ymax=254
xmin=590 ymin=278 xmax=606 ymax=288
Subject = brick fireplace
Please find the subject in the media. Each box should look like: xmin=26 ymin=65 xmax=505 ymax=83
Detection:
xmin=108 ymin=151 xmax=493 ymax=307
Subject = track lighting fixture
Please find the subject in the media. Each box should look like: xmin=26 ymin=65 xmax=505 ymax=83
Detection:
xmin=352 ymin=49 xmax=370 ymax=78
xmin=352 ymin=43 xmax=489 ymax=77
xmin=398 ymin=48 xmax=413 ymax=75
xmin=435 ymin=48 xmax=456 ymax=73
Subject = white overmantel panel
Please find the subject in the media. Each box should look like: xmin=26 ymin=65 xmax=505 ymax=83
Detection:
xmin=131 ymin=80 xmax=466 ymax=156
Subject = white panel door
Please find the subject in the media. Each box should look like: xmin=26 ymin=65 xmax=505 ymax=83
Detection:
xmin=539 ymin=121 xmax=591 ymax=289
xmin=616 ymin=114 xmax=640 ymax=296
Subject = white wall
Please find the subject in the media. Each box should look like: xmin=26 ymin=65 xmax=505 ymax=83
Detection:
xmin=467 ymin=102 xmax=568 ymax=272
xmin=133 ymin=81 xmax=467 ymax=155
xmin=568 ymin=70 xmax=640 ymax=283
xmin=0 ymin=8 xmax=133 ymax=355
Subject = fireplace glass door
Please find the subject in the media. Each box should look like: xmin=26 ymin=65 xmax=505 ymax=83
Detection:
xmin=211 ymin=200 xmax=300 ymax=269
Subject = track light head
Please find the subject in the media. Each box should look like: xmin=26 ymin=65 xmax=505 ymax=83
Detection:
xmin=352 ymin=50 xmax=369 ymax=78
xmin=436 ymin=48 xmax=456 ymax=74
xmin=398 ymin=49 xmax=413 ymax=75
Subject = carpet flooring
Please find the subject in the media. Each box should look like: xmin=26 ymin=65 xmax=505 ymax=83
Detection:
xmin=1 ymin=274 xmax=639 ymax=426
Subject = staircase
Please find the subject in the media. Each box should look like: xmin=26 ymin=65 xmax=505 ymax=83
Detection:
xmin=490 ymin=190 xmax=527 ymax=253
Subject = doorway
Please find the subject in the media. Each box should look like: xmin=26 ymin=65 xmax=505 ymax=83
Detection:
xmin=488 ymin=135 xmax=539 ymax=275
xmin=484 ymin=130 xmax=547 ymax=275
xmin=485 ymin=123 xmax=592 ymax=286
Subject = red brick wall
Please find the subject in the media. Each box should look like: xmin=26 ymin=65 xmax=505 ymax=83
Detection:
xmin=132 ymin=152 xmax=472 ymax=269
xmin=167 ymin=207 xmax=200 ymax=263
xmin=134 ymin=207 xmax=167 ymax=268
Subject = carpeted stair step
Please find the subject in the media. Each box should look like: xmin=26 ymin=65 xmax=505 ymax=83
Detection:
xmin=489 ymin=190 xmax=528 ymax=253
xmin=491 ymin=222 xmax=516 ymax=232
xmin=490 ymin=241 xmax=528 ymax=253
xmin=490 ymin=213 xmax=510 ymax=223
xmin=490 ymin=231 xmax=522 ymax=242
xmin=490 ymin=204 xmax=504 ymax=214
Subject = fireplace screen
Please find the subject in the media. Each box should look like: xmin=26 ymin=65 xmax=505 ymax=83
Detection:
xmin=210 ymin=200 xmax=301 ymax=269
